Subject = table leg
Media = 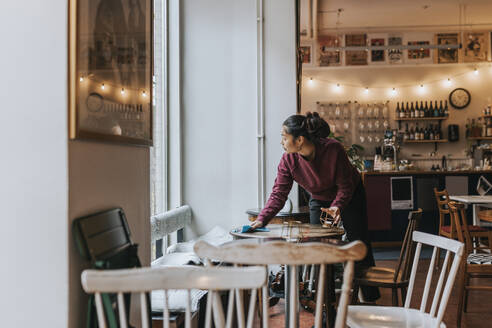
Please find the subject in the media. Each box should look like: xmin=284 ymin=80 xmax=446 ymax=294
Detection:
xmin=284 ymin=265 xmax=299 ymax=328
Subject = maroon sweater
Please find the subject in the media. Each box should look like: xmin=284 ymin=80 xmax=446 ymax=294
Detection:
xmin=257 ymin=138 xmax=361 ymax=225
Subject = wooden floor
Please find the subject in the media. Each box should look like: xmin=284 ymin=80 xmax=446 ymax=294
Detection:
xmin=262 ymin=259 xmax=492 ymax=328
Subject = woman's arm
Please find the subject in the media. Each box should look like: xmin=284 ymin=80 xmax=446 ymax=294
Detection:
xmin=255 ymin=155 xmax=294 ymax=226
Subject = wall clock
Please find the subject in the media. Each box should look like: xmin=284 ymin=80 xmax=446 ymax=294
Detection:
xmin=86 ymin=92 xmax=104 ymax=112
xmin=449 ymin=88 xmax=471 ymax=110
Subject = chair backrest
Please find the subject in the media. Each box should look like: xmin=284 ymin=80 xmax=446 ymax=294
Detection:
xmin=434 ymin=188 xmax=453 ymax=232
xmin=194 ymin=239 xmax=367 ymax=328
xmin=81 ymin=265 xmax=267 ymax=328
xmin=405 ymin=231 xmax=464 ymax=326
xmin=73 ymin=208 xmax=133 ymax=262
xmin=393 ymin=208 xmax=422 ymax=282
xmin=448 ymin=201 xmax=473 ymax=254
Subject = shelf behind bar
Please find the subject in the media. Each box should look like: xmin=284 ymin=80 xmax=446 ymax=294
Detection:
xmin=468 ymin=137 xmax=492 ymax=140
xmin=396 ymin=117 xmax=447 ymax=121
xmin=404 ymin=139 xmax=448 ymax=143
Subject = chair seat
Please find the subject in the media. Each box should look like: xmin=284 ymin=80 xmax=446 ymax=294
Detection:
xmin=347 ymin=305 xmax=446 ymax=328
xmin=355 ymin=266 xmax=407 ymax=287
xmin=467 ymin=253 xmax=492 ymax=264
xmin=441 ymin=225 xmax=487 ymax=233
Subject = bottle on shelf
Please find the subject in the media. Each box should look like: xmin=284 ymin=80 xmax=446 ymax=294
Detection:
xmin=404 ymin=123 xmax=409 ymax=141
xmin=439 ymin=100 xmax=444 ymax=117
xmin=466 ymin=118 xmax=470 ymax=138
xmin=405 ymin=102 xmax=410 ymax=118
xmin=429 ymin=101 xmax=434 ymax=118
xmin=444 ymin=100 xmax=449 ymax=117
xmin=429 ymin=125 xmax=435 ymax=140
xmin=433 ymin=101 xmax=439 ymax=117
xmin=409 ymin=125 xmax=415 ymax=140
xmin=487 ymin=118 xmax=492 ymax=137
xmin=419 ymin=101 xmax=424 ymax=118
xmin=410 ymin=102 xmax=415 ymax=118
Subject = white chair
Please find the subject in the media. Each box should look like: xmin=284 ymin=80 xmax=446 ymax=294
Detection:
xmin=194 ymin=239 xmax=367 ymax=328
xmin=347 ymin=231 xmax=464 ymax=328
xmin=81 ymin=265 xmax=267 ymax=328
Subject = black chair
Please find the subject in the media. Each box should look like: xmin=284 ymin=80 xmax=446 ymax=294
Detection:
xmin=73 ymin=208 xmax=149 ymax=328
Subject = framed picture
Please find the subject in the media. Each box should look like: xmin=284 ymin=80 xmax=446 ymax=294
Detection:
xmin=345 ymin=34 xmax=367 ymax=66
xmin=69 ymin=0 xmax=153 ymax=146
xmin=388 ymin=34 xmax=403 ymax=64
xmin=299 ymin=44 xmax=313 ymax=66
xmin=318 ymin=35 xmax=342 ymax=66
xmin=463 ymin=31 xmax=488 ymax=62
xmin=405 ymin=32 xmax=433 ymax=64
xmin=368 ymin=33 xmax=386 ymax=64
xmin=435 ymin=33 xmax=459 ymax=64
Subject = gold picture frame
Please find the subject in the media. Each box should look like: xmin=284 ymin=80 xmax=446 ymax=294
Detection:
xmin=69 ymin=0 xmax=153 ymax=146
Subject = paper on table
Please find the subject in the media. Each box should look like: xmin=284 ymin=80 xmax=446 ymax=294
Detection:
xmin=237 ymin=225 xmax=270 ymax=233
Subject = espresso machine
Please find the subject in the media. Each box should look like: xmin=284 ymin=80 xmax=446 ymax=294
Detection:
xmin=473 ymin=147 xmax=492 ymax=168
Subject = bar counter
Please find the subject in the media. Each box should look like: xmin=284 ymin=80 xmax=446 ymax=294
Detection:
xmin=361 ymin=169 xmax=492 ymax=244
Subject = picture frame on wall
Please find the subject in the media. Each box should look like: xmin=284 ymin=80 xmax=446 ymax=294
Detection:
xmin=368 ymin=33 xmax=386 ymax=65
xmin=69 ymin=0 xmax=153 ymax=146
xmin=345 ymin=34 xmax=367 ymax=66
xmin=318 ymin=35 xmax=342 ymax=66
xmin=406 ymin=32 xmax=433 ymax=64
xmin=435 ymin=33 xmax=460 ymax=64
xmin=299 ymin=44 xmax=313 ymax=66
xmin=463 ymin=31 xmax=488 ymax=62
xmin=388 ymin=34 xmax=403 ymax=64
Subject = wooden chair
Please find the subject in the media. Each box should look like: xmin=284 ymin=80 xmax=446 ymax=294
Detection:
xmin=194 ymin=239 xmax=367 ymax=328
xmin=434 ymin=188 xmax=487 ymax=269
xmin=351 ymin=208 xmax=422 ymax=306
xmin=81 ymin=265 xmax=268 ymax=328
xmin=347 ymin=231 xmax=464 ymax=328
xmin=448 ymin=201 xmax=492 ymax=328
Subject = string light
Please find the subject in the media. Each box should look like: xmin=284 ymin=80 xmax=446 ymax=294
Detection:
xmin=121 ymin=88 xmax=125 ymax=95
xmin=303 ymin=66 xmax=484 ymax=94
xmin=308 ymin=77 xmax=314 ymax=85
xmin=101 ymin=83 xmax=105 ymax=90
xmin=141 ymin=90 xmax=147 ymax=97
xmin=79 ymin=76 xmax=84 ymax=82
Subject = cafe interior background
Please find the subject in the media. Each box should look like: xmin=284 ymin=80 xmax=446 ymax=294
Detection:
xmin=5 ymin=0 xmax=492 ymax=327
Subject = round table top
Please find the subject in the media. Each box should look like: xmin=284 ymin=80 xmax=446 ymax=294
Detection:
xmin=230 ymin=223 xmax=344 ymax=241
xmin=245 ymin=206 xmax=310 ymax=218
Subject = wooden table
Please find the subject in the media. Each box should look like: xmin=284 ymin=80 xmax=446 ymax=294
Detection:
xmin=449 ymin=195 xmax=492 ymax=227
xmin=246 ymin=206 xmax=310 ymax=224
xmin=231 ymin=224 xmax=345 ymax=328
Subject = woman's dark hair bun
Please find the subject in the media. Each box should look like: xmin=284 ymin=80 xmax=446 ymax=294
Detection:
xmin=283 ymin=111 xmax=330 ymax=141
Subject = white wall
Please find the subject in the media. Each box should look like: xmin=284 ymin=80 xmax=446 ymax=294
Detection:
xmin=181 ymin=0 xmax=297 ymax=237
xmin=0 ymin=0 xmax=68 ymax=327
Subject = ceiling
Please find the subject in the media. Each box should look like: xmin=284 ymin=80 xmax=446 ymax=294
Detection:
xmin=301 ymin=0 xmax=492 ymax=32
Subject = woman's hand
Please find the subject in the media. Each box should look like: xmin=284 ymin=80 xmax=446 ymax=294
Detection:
xmin=250 ymin=220 xmax=264 ymax=229
xmin=320 ymin=207 xmax=341 ymax=225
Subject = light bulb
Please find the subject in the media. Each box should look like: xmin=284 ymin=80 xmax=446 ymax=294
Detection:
xmin=474 ymin=68 xmax=479 ymax=75
xmin=420 ymin=84 xmax=424 ymax=88
xmin=446 ymin=78 xmax=452 ymax=86
xmin=121 ymin=88 xmax=125 ymax=95
xmin=101 ymin=83 xmax=105 ymax=90
xmin=364 ymin=87 xmax=369 ymax=94
xmin=79 ymin=76 xmax=84 ymax=82
xmin=336 ymin=83 xmax=340 ymax=89
xmin=142 ymin=90 xmax=147 ymax=97
xmin=308 ymin=77 xmax=314 ymax=85
xmin=391 ymin=88 xmax=397 ymax=96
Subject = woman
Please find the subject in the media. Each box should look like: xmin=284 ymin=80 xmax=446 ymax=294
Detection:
xmin=251 ymin=112 xmax=380 ymax=302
